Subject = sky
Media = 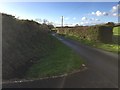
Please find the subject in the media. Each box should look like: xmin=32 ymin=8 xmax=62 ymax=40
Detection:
xmin=0 ymin=2 xmax=119 ymax=26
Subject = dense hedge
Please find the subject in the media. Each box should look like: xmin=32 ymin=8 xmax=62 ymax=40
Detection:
xmin=57 ymin=25 xmax=113 ymax=43
xmin=2 ymin=13 xmax=55 ymax=79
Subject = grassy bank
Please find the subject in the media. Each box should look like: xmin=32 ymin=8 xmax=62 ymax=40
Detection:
xmin=25 ymin=36 xmax=85 ymax=79
xmin=65 ymin=35 xmax=119 ymax=54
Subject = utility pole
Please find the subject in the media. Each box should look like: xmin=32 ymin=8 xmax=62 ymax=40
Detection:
xmin=61 ymin=16 xmax=63 ymax=28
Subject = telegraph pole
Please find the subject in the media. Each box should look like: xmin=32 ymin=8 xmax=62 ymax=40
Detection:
xmin=61 ymin=16 xmax=63 ymax=28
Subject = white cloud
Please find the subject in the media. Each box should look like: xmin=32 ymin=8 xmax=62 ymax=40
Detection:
xmin=81 ymin=17 xmax=87 ymax=21
xmin=80 ymin=17 xmax=101 ymax=26
xmin=117 ymin=4 xmax=120 ymax=7
xmin=90 ymin=18 xmax=95 ymax=21
xmin=80 ymin=22 xmax=84 ymax=25
xmin=111 ymin=4 xmax=120 ymax=13
xmin=91 ymin=12 xmax=95 ymax=15
xmin=103 ymin=12 xmax=109 ymax=16
xmin=80 ymin=21 xmax=89 ymax=26
xmin=89 ymin=18 xmax=100 ymax=21
xmin=91 ymin=11 xmax=108 ymax=16
xmin=112 ymin=13 xmax=117 ymax=16
xmin=90 ymin=4 xmax=120 ymax=17
xmin=73 ymin=17 xmax=76 ymax=20
xmin=80 ymin=21 xmax=103 ymax=26
xmin=110 ymin=4 xmax=120 ymax=17
xmin=111 ymin=5 xmax=118 ymax=13
xmin=60 ymin=16 xmax=64 ymax=19
xmin=64 ymin=17 xmax=69 ymax=20
xmin=95 ymin=19 xmax=100 ymax=21
xmin=85 ymin=21 xmax=89 ymax=24
xmin=113 ymin=6 xmax=117 ymax=10
xmin=96 ymin=11 xmax=102 ymax=16
xmin=91 ymin=11 xmax=103 ymax=16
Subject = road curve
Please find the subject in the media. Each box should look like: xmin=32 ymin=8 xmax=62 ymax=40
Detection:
xmin=2 ymin=33 xmax=118 ymax=88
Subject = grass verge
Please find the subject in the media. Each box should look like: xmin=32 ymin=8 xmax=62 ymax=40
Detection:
xmin=65 ymin=35 xmax=119 ymax=54
xmin=25 ymin=36 xmax=85 ymax=79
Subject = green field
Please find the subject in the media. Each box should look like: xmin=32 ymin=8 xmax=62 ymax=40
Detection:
xmin=113 ymin=27 xmax=120 ymax=36
xmin=112 ymin=27 xmax=120 ymax=44
xmin=25 ymin=36 xmax=85 ymax=79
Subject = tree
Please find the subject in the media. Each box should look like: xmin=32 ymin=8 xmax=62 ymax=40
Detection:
xmin=43 ymin=19 xmax=48 ymax=24
xmin=47 ymin=24 xmax=54 ymax=30
xmin=35 ymin=18 xmax=42 ymax=23
xmin=75 ymin=24 xmax=79 ymax=27
xmin=105 ymin=22 xmax=115 ymax=26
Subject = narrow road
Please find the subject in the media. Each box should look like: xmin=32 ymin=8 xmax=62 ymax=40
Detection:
xmin=2 ymin=33 xmax=118 ymax=88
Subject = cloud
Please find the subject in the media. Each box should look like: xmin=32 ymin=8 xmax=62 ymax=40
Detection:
xmin=80 ymin=21 xmax=103 ymax=26
xmin=64 ymin=17 xmax=69 ymax=20
xmin=60 ymin=16 xmax=63 ymax=19
xmin=81 ymin=17 xmax=87 ymax=21
xmin=111 ymin=5 xmax=118 ymax=13
xmin=91 ymin=12 xmax=95 ymax=15
xmin=85 ymin=21 xmax=89 ymax=24
xmin=80 ymin=21 xmax=89 ymax=25
xmin=80 ymin=21 xmax=94 ymax=26
xmin=73 ymin=17 xmax=76 ymax=20
xmin=110 ymin=4 xmax=120 ymax=17
xmin=91 ymin=11 xmax=108 ymax=16
xmin=91 ymin=11 xmax=102 ymax=16
xmin=80 ymin=22 xmax=84 ymax=25
xmin=103 ymin=12 xmax=109 ymax=16
xmin=95 ymin=19 xmax=100 ymax=21
xmin=89 ymin=18 xmax=95 ymax=21
xmin=96 ymin=11 xmax=102 ymax=16
xmin=89 ymin=18 xmax=100 ymax=21
xmin=80 ymin=17 xmax=101 ymax=26
xmin=112 ymin=13 xmax=117 ymax=16
xmin=90 ymin=4 xmax=119 ymax=17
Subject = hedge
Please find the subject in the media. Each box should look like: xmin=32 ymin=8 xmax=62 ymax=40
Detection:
xmin=57 ymin=25 xmax=113 ymax=43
